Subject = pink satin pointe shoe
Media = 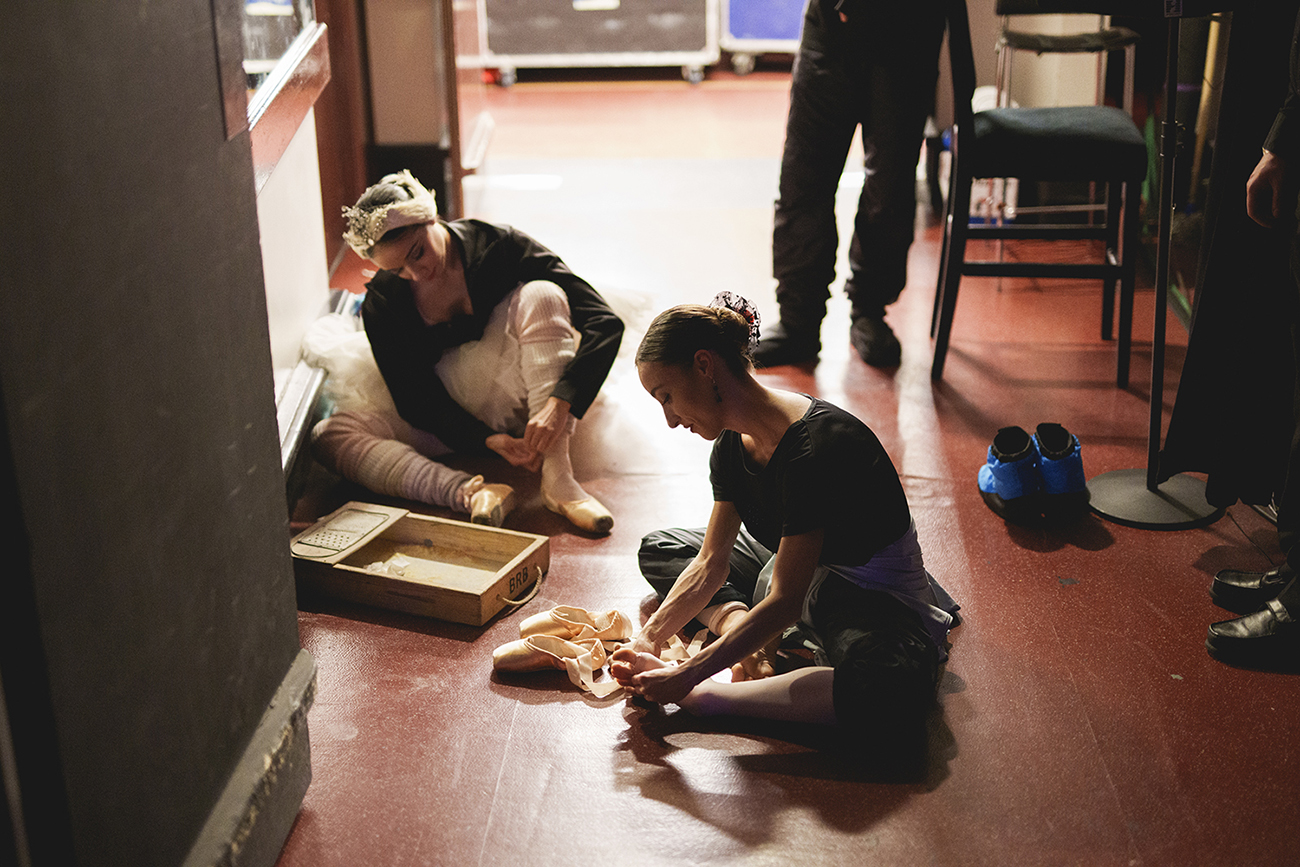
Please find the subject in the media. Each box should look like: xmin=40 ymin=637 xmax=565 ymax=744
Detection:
xmin=543 ymin=493 xmax=613 ymax=535
xmin=491 ymin=634 xmax=607 ymax=673
xmin=519 ymin=605 xmax=633 ymax=643
xmin=470 ymin=483 xmax=516 ymax=527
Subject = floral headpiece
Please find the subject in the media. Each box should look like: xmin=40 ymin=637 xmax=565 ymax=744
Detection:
xmin=710 ymin=291 xmax=761 ymax=355
xmin=341 ymin=170 xmax=438 ymax=259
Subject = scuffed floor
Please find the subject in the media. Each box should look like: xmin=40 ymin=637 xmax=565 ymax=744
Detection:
xmin=279 ymin=68 xmax=1300 ymax=866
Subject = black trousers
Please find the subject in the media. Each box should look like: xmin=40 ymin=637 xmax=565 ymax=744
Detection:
xmin=770 ymin=0 xmax=945 ymax=330
xmin=1271 ymin=229 xmax=1300 ymax=611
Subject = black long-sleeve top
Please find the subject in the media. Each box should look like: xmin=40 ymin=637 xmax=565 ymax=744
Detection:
xmin=361 ymin=219 xmax=624 ymax=453
xmin=1265 ymin=8 xmax=1300 ymax=157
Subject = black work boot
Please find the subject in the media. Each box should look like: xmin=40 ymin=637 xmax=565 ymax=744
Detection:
xmin=850 ymin=311 xmax=902 ymax=367
xmin=753 ymin=321 xmax=821 ymax=367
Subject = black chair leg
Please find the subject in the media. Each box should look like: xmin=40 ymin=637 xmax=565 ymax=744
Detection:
xmin=931 ymin=136 xmax=958 ymax=339
xmin=926 ymin=134 xmax=945 ymax=217
xmin=1101 ymin=181 xmax=1122 ymax=342
xmin=1116 ymin=179 xmax=1140 ymax=388
xmin=932 ymin=160 xmax=973 ymax=381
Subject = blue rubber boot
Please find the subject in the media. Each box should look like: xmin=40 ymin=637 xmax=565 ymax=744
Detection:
xmin=1034 ymin=423 xmax=1090 ymax=522
xmin=978 ymin=426 xmax=1041 ymax=523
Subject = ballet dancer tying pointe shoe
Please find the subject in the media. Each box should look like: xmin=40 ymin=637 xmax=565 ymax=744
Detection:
xmin=312 ymin=170 xmax=622 ymax=533
xmin=611 ymin=294 xmax=959 ymax=748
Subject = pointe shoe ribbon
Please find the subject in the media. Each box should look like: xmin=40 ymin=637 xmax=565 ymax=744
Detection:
xmin=658 ymin=628 xmax=708 ymax=663
xmin=543 ymin=493 xmax=614 ymax=535
xmin=491 ymin=634 xmax=622 ymax=697
xmin=519 ymin=605 xmax=633 ymax=647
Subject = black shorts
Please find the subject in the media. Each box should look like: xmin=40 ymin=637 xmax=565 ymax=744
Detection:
xmin=808 ymin=573 xmax=941 ymax=735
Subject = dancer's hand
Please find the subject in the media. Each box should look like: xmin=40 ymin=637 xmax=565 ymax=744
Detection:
xmin=485 ymin=434 xmax=542 ymax=471
xmin=610 ymin=649 xmax=698 ymax=705
xmin=524 ymin=397 xmax=572 ymax=455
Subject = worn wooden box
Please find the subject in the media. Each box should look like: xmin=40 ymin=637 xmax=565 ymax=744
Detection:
xmin=290 ymin=502 xmax=548 ymax=626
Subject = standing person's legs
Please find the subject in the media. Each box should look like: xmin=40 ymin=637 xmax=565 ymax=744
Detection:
xmin=1281 ymin=397 xmax=1300 ymax=619
xmin=1209 ymin=317 xmax=1300 ymax=610
xmin=757 ymin=3 xmax=861 ymax=367
xmin=1206 ymin=230 xmax=1300 ymax=664
xmin=1276 ymin=300 xmax=1300 ymax=575
xmin=844 ymin=59 xmax=939 ymax=367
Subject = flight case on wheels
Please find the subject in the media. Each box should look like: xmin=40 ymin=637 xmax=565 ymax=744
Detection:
xmin=484 ymin=0 xmax=720 ymax=85
xmin=719 ymin=0 xmax=803 ymax=74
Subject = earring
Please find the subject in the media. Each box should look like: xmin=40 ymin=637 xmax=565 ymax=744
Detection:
xmin=711 ymin=378 xmax=722 ymax=403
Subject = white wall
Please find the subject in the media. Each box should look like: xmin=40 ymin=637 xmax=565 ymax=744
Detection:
xmin=1004 ymin=14 xmax=1106 ymax=108
xmin=366 ymin=0 xmax=448 ymax=144
xmin=257 ymin=107 xmax=332 ymax=373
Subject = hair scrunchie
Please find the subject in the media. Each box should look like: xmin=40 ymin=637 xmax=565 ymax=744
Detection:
xmin=709 ymin=291 xmax=761 ymax=355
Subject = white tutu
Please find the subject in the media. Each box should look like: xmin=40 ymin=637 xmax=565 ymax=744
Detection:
xmin=299 ymin=311 xmax=400 ymax=420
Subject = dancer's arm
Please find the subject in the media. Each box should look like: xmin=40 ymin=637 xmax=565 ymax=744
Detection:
xmin=623 ymin=529 xmax=824 ymax=705
xmin=632 ymin=502 xmax=743 ymax=653
xmin=523 ymin=395 xmax=571 ymax=454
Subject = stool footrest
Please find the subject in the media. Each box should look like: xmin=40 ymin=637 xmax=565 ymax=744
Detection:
xmin=962 ymin=262 xmax=1118 ymax=279
xmin=966 ymin=224 xmax=1110 ymax=241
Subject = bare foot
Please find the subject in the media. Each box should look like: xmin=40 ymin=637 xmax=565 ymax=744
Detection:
xmin=610 ymin=649 xmax=730 ymax=713
xmin=609 ymin=648 xmax=671 ymax=684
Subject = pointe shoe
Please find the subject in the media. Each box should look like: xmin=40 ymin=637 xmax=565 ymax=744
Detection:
xmin=491 ymin=634 xmax=607 ymax=673
xmin=543 ymin=493 xmax=613 ymax=535
xmin=470 ymin=483 xmax=516 ymax=527
xmin=519 ymin=605 xmax=633 ymax=642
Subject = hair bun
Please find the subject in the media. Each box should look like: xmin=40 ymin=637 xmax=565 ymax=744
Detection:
xmin=709 ymin=292 xmax=761 ymax=355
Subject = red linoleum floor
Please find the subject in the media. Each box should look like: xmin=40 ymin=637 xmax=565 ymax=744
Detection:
xmin=281 ymin=69 xmax=1300 ymax=866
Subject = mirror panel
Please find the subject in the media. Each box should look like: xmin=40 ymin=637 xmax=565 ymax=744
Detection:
xmin=244 ymin=0 xmax=317 ymax=115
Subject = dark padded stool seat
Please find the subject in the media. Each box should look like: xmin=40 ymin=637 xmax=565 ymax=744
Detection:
xmin=971 ymin=105 xmax=1149 ymax=181
xmin=1002 ymin=26 xmax=1141 ymax=55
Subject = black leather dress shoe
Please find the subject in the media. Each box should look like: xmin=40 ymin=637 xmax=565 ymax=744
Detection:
xmin=1206 ymin=599 xmax=1300 ymax=669
xmin=752 ymin=323 xmax=820 ymax=367
xmin=1210 ymin=565 xmax=1292 ymax=614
